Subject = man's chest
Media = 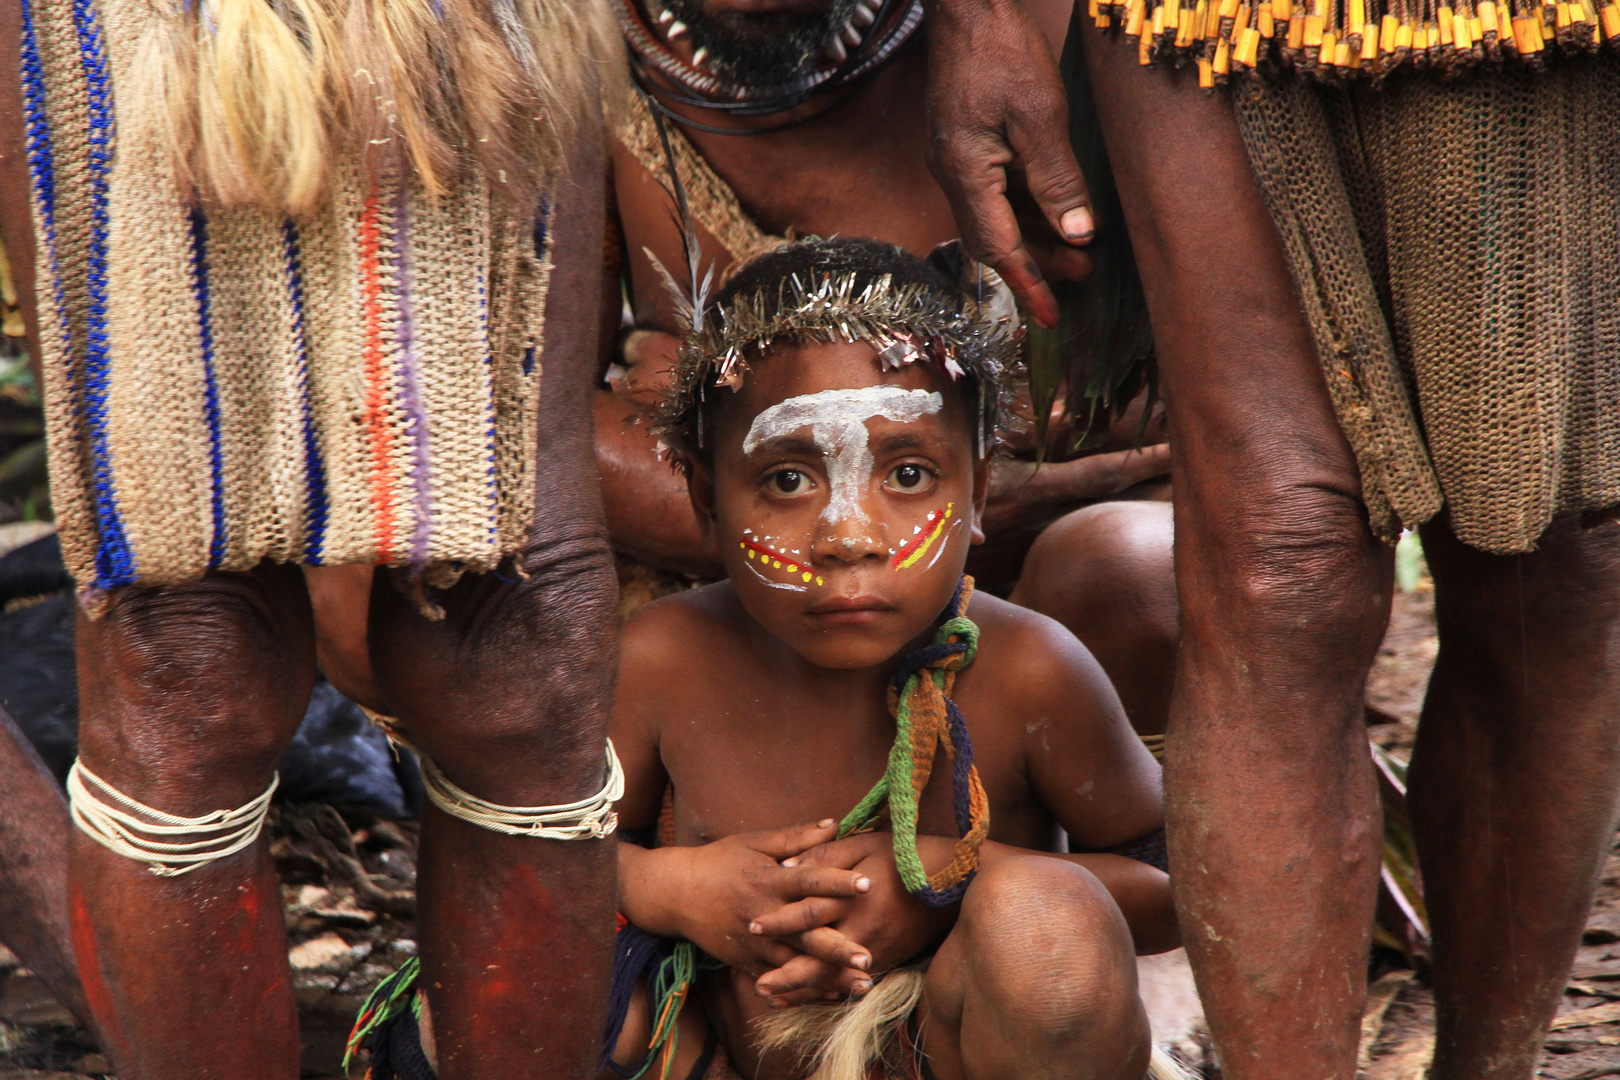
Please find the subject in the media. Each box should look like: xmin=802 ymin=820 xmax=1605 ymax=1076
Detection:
xmin=611 ymin=58 xmax=958 ymax=330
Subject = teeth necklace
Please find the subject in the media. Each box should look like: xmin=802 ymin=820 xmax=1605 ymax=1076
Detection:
xmin=612 ymin=0 xmax=923 ymax=132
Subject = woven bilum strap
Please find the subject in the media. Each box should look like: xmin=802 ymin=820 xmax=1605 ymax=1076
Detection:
xmin=68 ymin=759 xmax=277 ymax=877
xmin=838 ymin=576 xmax=990 ymax=908
xmin=421 ymin=740 xmax=625 ymax=840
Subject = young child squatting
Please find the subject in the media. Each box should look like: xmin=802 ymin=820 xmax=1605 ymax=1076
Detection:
xmin=610 ymin=238 xmax=1178 ymax=1080
xmin=350 ymin=238 xmax=1179 ymax=1080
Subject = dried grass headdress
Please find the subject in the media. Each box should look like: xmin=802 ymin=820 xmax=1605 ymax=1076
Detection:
xmin=127 ymin=0 xmax=625 ymax=216
xmin=656 ymin=237 xmax=1023 ymax=458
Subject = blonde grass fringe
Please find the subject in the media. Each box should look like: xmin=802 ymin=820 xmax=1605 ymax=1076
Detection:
xmin=1087 ymin=0 xmax=1620 ymax=88
xmin=127 ymin=0 xmax=625 ymax=218
xmin=753 ymin=968 xmax=926 ymax=1080
xmin=752 ymin=968 xmax=1195 ymax=1080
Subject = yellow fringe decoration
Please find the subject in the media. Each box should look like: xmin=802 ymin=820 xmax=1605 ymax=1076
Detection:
xmin=1095 ymin=0 xmax=1616 ymax=85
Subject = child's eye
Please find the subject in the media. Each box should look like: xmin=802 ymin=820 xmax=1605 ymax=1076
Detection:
xmin=766 ymin=469 xmax=812 ymax=496
xmin=886 ymin=464 xmax=934 ymax=492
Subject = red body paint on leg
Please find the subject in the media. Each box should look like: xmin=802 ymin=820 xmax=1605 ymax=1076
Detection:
xmin=69 ymin=887 xmax=132 ymax=1063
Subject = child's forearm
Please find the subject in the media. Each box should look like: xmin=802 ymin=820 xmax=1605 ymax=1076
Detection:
xmin=966 ymin=840 xmax=1181 ymax=955
xmin=617 ymin=841 xmax=689 ymax=939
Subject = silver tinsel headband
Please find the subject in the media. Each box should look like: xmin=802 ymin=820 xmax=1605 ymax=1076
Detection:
xmin=659 ymin=264 xmax=1023 ymax=455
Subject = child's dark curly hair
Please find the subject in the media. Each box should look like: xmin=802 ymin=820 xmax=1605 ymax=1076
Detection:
xmin=656 ymin=237 xmax=1021 ymax=462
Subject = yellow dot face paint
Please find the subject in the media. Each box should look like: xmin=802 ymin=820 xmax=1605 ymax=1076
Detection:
xmin=891 ymin=503 xmax=953 ymax=571
xmin=739 ymin=536 xmax=815 ymax=592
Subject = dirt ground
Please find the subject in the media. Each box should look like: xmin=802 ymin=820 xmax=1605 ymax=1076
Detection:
xmin=6 ymin=587 xmax=1620 ymax=1079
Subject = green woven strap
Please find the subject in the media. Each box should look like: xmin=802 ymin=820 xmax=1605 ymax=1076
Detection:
xmin=837 ymin=592 xmax=984 ymax=901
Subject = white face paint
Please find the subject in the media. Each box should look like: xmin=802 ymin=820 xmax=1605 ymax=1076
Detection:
xmin=743 ymin=387 xmax=944 ymax=525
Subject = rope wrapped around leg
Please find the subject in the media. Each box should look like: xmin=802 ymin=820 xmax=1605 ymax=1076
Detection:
xmin=67 ymin=759 xmax=278 ymax=877
xmin=420 ymin=740 xmax=625 ymax=840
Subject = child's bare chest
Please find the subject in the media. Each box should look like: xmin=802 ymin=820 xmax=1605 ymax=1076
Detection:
xmin=657 ymin=686 xmax=1055 ymax=851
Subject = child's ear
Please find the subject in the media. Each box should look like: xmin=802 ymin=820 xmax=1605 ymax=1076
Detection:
xmin=685 ymin=458 xmax=722 ymax=557
xmin=969 ymin=454 xmax=990 ymax=545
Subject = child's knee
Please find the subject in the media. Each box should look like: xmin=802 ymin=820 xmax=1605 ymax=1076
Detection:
xmin=956 ymin=857 xmax=1141 ymax=1032
xmin=1015 ymin=502 xmax=1176 ymax=641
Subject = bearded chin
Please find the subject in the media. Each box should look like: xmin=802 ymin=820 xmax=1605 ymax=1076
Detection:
xmin=658 ymin=0 xmax=865 ymax=88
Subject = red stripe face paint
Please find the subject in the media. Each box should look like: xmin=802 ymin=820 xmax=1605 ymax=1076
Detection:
xmin=738 ymin=536 xmax=825 ymax=588
xmin=891 ymin=503 xmax=953 ymax=570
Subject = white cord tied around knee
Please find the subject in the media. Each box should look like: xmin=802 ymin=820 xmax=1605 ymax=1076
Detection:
xmin=67 ymin=759 xmax=278 ymax=877
xmin=420 ymin=740 xmax=624 ymax=840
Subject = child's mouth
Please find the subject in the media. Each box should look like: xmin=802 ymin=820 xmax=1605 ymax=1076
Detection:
xmin=807 ymin=593 xmax=897 ymax=625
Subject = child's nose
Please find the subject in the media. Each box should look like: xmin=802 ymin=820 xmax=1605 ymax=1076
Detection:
xmin=813 ymin=505 xmax=888 ymax=564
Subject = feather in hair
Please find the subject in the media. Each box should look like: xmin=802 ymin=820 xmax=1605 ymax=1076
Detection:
xmin=646 ymin=97 xmax=715 ymax=330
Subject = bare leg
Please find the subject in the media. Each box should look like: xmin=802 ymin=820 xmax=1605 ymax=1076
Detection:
xmin=1411 ymin=515 xmax=1620 ymax=1080
xmin=367 ymin=127 xmax=619 ymax=1077
xmin=71 ymin=564 xmax=316 ymax=1077
xmin=921 ymin=856 xmax=1149 ymax=1080
xmin=0 ymin=703 xmax=89 ymax=1029
xmin=1010 ymin=501 xmax=1177 ymax=735
xmin=1081 ymin=25 xmax=1390 ymax=1080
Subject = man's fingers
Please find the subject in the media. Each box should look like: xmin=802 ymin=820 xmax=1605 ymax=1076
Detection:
xmin=1047 ymin=444 xmax=1172 ymax=501
xmin=931 ymin=135 xmax=1062 ymax=329
xmin=749 ymin=897 xmax=849 ymax=938
xmin=778 ymin=866 xmax=871 ymax=900
xmin=950 ymin=182 xmax=1059 ymax=327
xmin=1023 ymin=235 xmax=1093 ymax=285
xmin=1014 ymin=111 xmax=1093 ymax=246
xmin=747 ymin=819 xmax=840 ymax=860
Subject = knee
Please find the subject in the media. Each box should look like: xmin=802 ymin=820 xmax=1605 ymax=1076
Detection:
xmin=1193 ymin=475 xmax=1391 ymax=664
xmin=370 ymin=531 xmax=621 ymax=794
xmin=956 ymin=858 xmax=1140 ymax=1033
xmin=1016 ymin=502 xmax=1177 ymax=643
xmin=77 ymin=566 xmax=315 ymax=794
xmin=1426 ymin=514 xmax=1620 ymax=660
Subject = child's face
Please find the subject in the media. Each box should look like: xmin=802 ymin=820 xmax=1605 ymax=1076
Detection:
xmin=692 ymin=339 xmax=986 ymax=671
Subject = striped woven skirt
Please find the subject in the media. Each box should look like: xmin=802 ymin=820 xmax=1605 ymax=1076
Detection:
xmin=20 ymin=0 xmax=552 ymax=599
xmin=1234 ymin=57 xmax=1620 ymax=553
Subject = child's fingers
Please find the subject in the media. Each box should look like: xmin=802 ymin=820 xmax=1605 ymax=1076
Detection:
xmin=778 ymin=865 xmax=870 ymax=900
xmin=743 ymin=938 xmax=806 ymax=977
xmin=793 ymin=927 xmax=872 ymax=973
xmin=755 ymin=955 xmax=873 ymax=999
xmin=754 ymin=954 xmax=838 ymax=997
xmin=746 ymin=819 xmax=841 ymax=860
xmin=762 ymin=986 xmax=842 ymax=1009
xmin=748 ymin=897 xmax=850 ymax=937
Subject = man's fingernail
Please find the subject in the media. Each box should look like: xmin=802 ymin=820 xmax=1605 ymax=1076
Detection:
xmin=770 ymin=997 xmax=789 ymax=1009
xmin=757 ymin=985 xmax=772 ymax=997
xmin=853 ymin=955 xmax=870 ymax=971
xmin=853 ymin=980 xmax=873 ymax=994
xmin=1061 ymin=207 xmax=1094 ymax=241
xmin=783 ymin=857 xmax=798 ymax=867
xmin=818 ymin=819 xmax=835 ymax=828
xmin=749 ymin=921 xmax=762 ymax=935
xmin=855 ymin=877 xmax=871 ymax=892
